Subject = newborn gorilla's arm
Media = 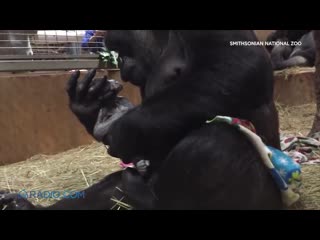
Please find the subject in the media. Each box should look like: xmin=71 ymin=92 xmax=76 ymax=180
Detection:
xmin=93 ymin=97 xmax=134 ymax=142
xmin=67 ymin=69 xmax=134 ymax=140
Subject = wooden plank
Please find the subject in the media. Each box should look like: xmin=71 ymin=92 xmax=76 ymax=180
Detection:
xmin=0 ymin=70 xmax=141 ymax=165
xmin=274 ymin=67 xmax=316 ymax=106
xmin=0 ymin=54 xmax=97 ymax=60
xmin=0 ymin=59 xmax=108 ymax=72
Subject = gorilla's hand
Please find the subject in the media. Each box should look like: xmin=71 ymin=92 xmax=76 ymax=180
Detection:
xmin=66 ymin=69 xmax=123 ymax=137
xmin=0 ymin=191 xmax=37 ymax=210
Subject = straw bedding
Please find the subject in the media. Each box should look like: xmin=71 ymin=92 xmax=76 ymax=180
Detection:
xmin=0 ymin=143 xmax=120 ymax=207
xmin=0 ymin=102 xmax=319 ymax=209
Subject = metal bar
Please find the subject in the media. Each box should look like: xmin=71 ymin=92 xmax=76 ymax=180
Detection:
xmin=0 ymin=31 xmax=112 ymax=71
xmin=0 ymin=46 xmax=101 ymax=49
xmin=44 ymin=31 xmax=49 ymax=54
xmin=0 ymin=54 xmax=98 ymax=60
xmin=0 ymin=30 xmax=86 ymax=36
xmin=0 ymin=60 xmax=112 ymax=72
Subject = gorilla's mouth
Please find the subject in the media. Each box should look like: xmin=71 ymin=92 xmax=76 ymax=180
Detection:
xmin=118 ymin=57 xmax=129 ymax=82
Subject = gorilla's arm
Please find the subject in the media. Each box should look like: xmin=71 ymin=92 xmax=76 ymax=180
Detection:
xmin=104 ymin=31 xmax=275 ymax=163
xmin=104 ymin=72 xmax=254 ymax=163
xmin=93 ymin=97 xmax=134 ymax=141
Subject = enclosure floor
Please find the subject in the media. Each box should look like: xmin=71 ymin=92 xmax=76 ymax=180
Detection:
xmin=277 ymin=103 xmax=316 ymax=136
xmin=0 ymin=103 xmax=319 ymax=209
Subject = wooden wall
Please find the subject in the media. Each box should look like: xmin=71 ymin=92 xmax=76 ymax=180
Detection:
xmin=254 ymin=30 xmax=274 ymax=41
xmin=0 ymin=30 xmax=315 ymax=165
xmin=0 ymin=70 xmax=141 ymax=165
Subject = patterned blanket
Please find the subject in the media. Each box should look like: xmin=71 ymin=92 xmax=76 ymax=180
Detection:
xmin=281 ymin=134 xmax=320 ymax=165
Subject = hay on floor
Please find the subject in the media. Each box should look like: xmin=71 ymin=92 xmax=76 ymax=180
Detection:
xmin=277 ymin=103 xmax=316 ymax=136
xmin=276 ymin=102 xmax=320 ymax=210
xmin=290 ymin=164 xmax=320 ymax=210
xmin=0 ymin=142 xmax=120 ymax=206
xmin=0 ymin=102 xmax=320 ymax=209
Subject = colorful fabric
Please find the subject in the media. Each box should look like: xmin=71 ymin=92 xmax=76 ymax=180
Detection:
xmin=119 ymin=162 xmax=135 ymax=168
xmin=206 ymin=116 xmax=301 ymax=207
xmin=267 ymin=146 xmax=302 ymax=191
xmin=280 ymin=134 xmax=320 ymax=165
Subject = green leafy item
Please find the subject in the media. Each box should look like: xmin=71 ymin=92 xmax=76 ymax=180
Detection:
xmin=98 ymin=47 xmax=120 ymax=68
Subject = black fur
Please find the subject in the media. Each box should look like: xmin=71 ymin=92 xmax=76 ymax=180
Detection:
xmin=103 ymin=30 xmax=282 ymax=209
xmin=0 ymin=30 xmax=283 ymax=210
xmin=267 ymin=30 xmax=315 ymax=70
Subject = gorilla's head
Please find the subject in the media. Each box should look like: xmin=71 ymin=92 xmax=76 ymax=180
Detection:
xmin=105 ymin=30 xmax=169 ymax=89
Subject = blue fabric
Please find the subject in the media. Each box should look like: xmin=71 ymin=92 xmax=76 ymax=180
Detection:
xmin=81 ymin=30 xmax=105 ymax=53
xmin=267 ymin=146 xmax=302 ymax=187
xmin=269 ymin=168 xmax=288 ymax=191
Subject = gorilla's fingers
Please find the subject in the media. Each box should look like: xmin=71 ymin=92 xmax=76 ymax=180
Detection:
xmin=87 ymin=76 xmax=107 ymax=100
xmin=76 ymin=69 xmax=96 ymax=101
xmin=66 ymin=70 xmax=80 ymax=100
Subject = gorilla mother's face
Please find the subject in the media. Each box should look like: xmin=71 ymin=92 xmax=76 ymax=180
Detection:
xmin=105 ymin=30 xmax=164 ymax=88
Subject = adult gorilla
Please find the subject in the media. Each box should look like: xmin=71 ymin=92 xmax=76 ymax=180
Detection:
xmin=266 ymin=30 xmax=315 ymax=70
xmin=0 ymin=30 xmax=282 ymax=210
